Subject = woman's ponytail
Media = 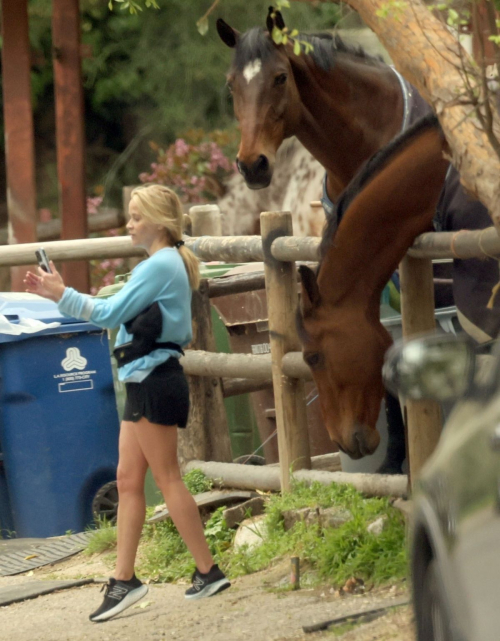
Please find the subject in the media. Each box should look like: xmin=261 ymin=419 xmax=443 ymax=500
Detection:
xmin=177 ymin=244 xmax=200 ymax=290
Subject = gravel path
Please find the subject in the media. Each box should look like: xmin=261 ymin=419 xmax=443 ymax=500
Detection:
xmin=0 ymin=554 xmax=415 ymax=641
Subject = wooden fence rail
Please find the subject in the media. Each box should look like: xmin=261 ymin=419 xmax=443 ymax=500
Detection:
xmin=0 ymin=203 xmax=491 ymax=489
xmin=1 ymin=226 xmax=499 ymax=267
xmin=0 ymin=208 xmax=125 ymax=246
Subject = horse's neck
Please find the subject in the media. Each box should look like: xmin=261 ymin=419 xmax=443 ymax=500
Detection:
xmin=316 ymin=127 xmax=450 ymax=309
xmin=291 ymin=55 xmax=404 ymax=200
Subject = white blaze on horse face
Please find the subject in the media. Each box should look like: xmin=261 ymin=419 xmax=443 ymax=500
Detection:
xmin=243 ymin=59 xmax=262 ymax=84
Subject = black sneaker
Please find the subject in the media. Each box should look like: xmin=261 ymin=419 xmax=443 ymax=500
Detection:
xmin=89 ymin=575 xmax=148 ymax=622
xmin=185 ymin=564 xmax=231 ymax=600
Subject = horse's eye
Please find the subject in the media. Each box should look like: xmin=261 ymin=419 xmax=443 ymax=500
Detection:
xmin=274 ymin=73 xmax=287 ymax=86
xmin=304 ymin=352 xmax=323 ymax=370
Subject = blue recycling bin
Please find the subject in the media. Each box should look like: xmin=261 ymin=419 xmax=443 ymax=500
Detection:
xmin=0 ymin=293 xmax=120 ymax=538
xmin=0 ymin=448 xmax=14 ymax=538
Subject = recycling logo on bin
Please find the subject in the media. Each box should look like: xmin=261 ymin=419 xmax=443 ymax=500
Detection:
xmin=53 ymin=347 xmax=97 ymax=393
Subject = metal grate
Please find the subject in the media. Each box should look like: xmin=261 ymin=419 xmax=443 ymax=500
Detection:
xmin=0 ymin=531 xmax=94 ymax=577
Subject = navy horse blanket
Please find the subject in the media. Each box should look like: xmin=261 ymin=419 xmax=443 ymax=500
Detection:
xmin=321 ymin=69 xmax=500 ymax=342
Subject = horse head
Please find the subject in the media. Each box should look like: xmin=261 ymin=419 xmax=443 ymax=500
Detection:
xmin=297 ymin=265 xmax=389 ymax=458
xmin=217 ymin=11 xmax=302 ymax=189
xmin=296 ymin=115 xmax=450 ymax=460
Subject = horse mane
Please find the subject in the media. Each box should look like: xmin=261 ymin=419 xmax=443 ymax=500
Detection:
xmin=301 ymin=31 xmax=383 ymax=68
xmin=319 ymin=112 xmax=443 ymax=261
xmin=233 ymin=27 xmax=382 ymax=71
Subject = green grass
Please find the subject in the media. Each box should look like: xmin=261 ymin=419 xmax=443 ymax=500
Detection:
xmin=84 ymin=517 xmax=118 ymax=555
xmin=225 ymin=480 xmax=407 ymax=587
xmin=85 ymin=472 xmax=408 ymax=588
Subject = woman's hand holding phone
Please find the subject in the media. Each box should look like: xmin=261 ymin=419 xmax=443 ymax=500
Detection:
xmin=24 ymin=251 xmax=66 ymax=302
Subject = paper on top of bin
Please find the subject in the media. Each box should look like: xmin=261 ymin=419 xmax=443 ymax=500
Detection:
xmin=0 ymin=314 xmax=61 ymax=335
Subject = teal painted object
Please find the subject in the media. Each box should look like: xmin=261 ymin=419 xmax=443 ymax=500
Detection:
xmin=380 ymin=283 xmax=400 ymax=318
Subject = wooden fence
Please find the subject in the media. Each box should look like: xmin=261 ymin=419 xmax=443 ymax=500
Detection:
xmin=1 ymin=203 xmax=498 ymax=490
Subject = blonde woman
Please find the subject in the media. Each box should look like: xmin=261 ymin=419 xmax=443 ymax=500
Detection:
xmin=24 ymin=184 xmax=230 ymax=622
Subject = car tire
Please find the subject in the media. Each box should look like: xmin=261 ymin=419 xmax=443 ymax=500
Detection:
xmin=418 ymin=559 xmax=453 ymax=641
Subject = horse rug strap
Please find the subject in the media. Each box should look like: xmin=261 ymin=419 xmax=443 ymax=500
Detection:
xmin=320 ymin=70 xmax=433 ymax=225
xmin=113 ymin=301 xmax=184 ymax=367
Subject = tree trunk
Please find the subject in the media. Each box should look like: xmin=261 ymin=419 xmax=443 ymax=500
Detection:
xmin=298 ymin=0 xmax=500 ymax=231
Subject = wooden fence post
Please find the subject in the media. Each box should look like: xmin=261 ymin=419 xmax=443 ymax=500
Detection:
xmin=178 ymin=279 xmax=233 ymax=470
xmin=399 ymin=255 xmax=443 ymax=486
xmin=189 ymin=204 xmax=222 ymax=237
xmin=261 ymin=211 xmax=311 ymax=492
xmin=177 ymin=203 xmax=232 ymax=471
xmin=122 ymin=186 xmax=138 ymax=217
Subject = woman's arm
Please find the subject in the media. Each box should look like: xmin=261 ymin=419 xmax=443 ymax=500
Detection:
xmin=25 ymin=256 xmax=175 ymax=330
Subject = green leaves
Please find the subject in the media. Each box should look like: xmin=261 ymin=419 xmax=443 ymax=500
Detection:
xmin=375 ymin=0 xmax=409 ymax=19
xmin=197 ymin=15 xmax=209 ymax=36
xmin=108 ymin=0 xmax=160 ymax=14
xmin=272 ymin=25 xmax=283 ymax=45
xmin=446 ymin=8 xmax=459 ymax=27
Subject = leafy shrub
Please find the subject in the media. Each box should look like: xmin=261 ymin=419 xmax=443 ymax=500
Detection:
xmin=139 ymin=128 xmax=238 ymax=203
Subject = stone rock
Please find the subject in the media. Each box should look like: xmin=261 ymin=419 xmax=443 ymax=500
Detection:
xmin=282 ymin=506 xmax=352 ymax=531
xmin=319 ymin=507 xmax=353 ymax=529
xmin=233 ymin=514 xmax=268 ymax=551
xmin=367 ymin=514 xmax=389 ymax=535
xmin=223 ymin=496 xmax=266 ymax=529
xmin=392 ymin=498 xmax=413 ymax=518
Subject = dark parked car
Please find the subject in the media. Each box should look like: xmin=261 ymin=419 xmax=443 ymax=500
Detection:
xmin=383 ymin=333 xmax=500 ymax=641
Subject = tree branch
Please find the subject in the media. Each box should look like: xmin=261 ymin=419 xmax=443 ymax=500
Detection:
xmin=293 ymin=0 xmax=500 ymax=232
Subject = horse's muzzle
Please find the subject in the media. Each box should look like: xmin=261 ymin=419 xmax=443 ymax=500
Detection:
xmin=236 ymin=155 xmax=272 ymax=189
xmin=340 ymin=423 xmax=381 ymax=459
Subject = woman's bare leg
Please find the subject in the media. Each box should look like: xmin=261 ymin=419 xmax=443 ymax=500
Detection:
xmin=132 ymin=417 xmax=213 ymax=573
xmin=114 ymin=420 xmax=149 ymax=581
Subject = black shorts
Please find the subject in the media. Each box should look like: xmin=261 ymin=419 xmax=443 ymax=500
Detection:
xmin=124 ymin=358 xmax=190 ymax=428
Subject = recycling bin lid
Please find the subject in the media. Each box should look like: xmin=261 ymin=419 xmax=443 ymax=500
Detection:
xmin=0 ymin=292 xmax=100 ymax=343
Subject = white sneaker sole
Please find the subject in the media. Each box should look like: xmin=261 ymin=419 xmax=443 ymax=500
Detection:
xmin=90 ymin=584 xmax=149 ymax=622
xmin=185 ymin=578 xmax=231 ymax=600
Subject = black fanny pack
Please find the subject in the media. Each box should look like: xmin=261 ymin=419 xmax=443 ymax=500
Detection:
xmin=113 ymin=302 xmax=185 ymax=367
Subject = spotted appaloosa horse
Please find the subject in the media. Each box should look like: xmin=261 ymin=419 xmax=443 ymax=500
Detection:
xmin=217 ymin=9 xmax=500 ymax=471
xmin=218 ymin=137 xmax=325 ymax=237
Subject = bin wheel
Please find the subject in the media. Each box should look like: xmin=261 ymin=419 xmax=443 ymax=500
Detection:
xmin=233 ymin=454 xmax=266 ymax=466
xmin=92 ymin=481 xmax=119 ymax=524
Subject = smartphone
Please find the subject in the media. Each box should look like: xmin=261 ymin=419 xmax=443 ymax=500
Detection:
xmin=35 ymin=248 xmax=52 ymax=273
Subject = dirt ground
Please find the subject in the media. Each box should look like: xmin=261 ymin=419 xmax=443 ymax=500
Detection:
xmin=0 ymin=551 xmax=415 ymax=641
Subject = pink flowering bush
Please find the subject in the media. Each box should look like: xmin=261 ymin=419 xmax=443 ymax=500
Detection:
xmin=139 ymin=128 xmax=238 ymax=203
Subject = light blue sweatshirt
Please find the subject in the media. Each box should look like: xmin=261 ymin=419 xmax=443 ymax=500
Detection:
xmin=58 ymin=248 xmax=192 ymax=382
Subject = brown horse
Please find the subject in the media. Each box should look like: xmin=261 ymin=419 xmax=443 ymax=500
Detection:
xmin=217 ymin=10 xmax=500 ymax=463
xmin=296 ymin=115 xmax=449 ymax=458
xmin=216 ymin=12 xmax=410 ymax=201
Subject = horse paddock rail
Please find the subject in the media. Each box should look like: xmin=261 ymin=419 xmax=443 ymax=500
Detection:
xmin=1 ymin=207 xmax=498 ymax=490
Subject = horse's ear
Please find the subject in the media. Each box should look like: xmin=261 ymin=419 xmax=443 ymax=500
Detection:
xmin=216 ymin=19 xmax=239 ymax=48
xmin=274 ymin=9 xmax=286 ymax=31
xmin=299 ymin=265 xmax=321 ymax=316
xmin=266 ymin=6 xmax=274 ymax=34
xmin=266 ymin=6 xmax=286 ymax=34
